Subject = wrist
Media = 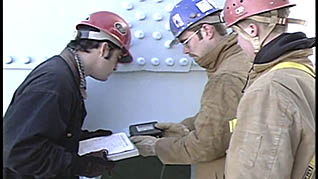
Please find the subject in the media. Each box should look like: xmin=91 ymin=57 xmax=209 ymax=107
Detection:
xmin=71 ymin=153 xmax=85 ymax=176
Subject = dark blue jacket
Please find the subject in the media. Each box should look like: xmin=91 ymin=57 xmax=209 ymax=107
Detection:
xmin=4 ymin=49 xmax=86 ymax=178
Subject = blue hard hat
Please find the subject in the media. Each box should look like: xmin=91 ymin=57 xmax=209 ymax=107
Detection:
xmin=169 ymin=0 xmax=222 ymax=45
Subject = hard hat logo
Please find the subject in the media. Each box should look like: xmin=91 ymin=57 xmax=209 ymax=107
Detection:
xmin=169 ymin=0 xmax=222 ymax=41
xmin=114 ymin=22 xmax=127 ymax=35
xmin=196 ymin=0 xmax=215 ymax=13
xmin=172 ymin=14 xmax=185 ymax=28
xmin=235 ymin=6 xmax=245 ymax=16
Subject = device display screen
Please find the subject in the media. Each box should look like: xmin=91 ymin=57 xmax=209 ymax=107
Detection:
xmin=136 ymin=124 xmax=154 ymax=132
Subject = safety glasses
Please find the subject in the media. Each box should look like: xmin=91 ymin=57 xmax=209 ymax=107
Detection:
xmin=179 ymin=29 xmax=200 ymax=48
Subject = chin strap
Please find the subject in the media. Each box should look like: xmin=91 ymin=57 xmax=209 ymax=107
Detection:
xmin=232 ymin=10 xmax=307 ymax=54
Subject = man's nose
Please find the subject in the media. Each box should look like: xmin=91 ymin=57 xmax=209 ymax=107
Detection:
xmin=183 ymin=46 xmax=190 ymax=54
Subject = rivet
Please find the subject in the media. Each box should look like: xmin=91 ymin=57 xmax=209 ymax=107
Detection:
xmin=189 ymin=13 xmax=196 ymax=18
xmin=4 ymin=56 xmax=14 ymax=64
xmin=165 ymin=4 xmax=174 ymax=12
xmin=137 ymin=57 xmax=146 ymax=65
xmin=66 ymin=133 xmax=72 ymax=137
xmin=165 ymin=58 xmax=175 ymax=66
xmin=153 ymin=13 xmax=163 ymax=21
xmin=127 ymin=21 xmax=133 ymax=28
xmin=136 ymin=11 xmax=146 ymax=20
xmin=139 ymin=0 xmax=146 ymax=1
xmin=122 ymin=2 xmax=134 ymax=10
xmin=192 ymin=59 xmax=199 ymax=66
xmin=151 ymin=57 xmax=160 ymax=66
xmin=152 ymin=32 xmax=162 ymax=40
xmin=179 ymin=58 xmax=189 ymax=66
xmin=135 ymin=30 xmax=145 ymax=39
xmin=164 ymin=40 xmax=172 ymax=49
xmin=21 ymin=56 xmax=32 ymax=64
xmin=154 ymin=0 xmax=163 ymax=3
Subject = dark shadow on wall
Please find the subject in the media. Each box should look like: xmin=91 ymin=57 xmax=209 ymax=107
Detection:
xmin=102 ymin=156 xmax=191 ymax=179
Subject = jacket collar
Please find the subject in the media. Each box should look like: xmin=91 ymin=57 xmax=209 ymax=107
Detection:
xmin=241 ymin=32 xmax=315 ymax=93
xmin=196 ymin=32 xmax=242 ymax=74
xmin=59 ymin=47 xmax=87 ymax=99
xmin=254 ymin=32 xmax=315 ymax=64
xmin=251 ymin=32 xmax=315 ymax=75
xmin=60 ymin=48 xmax=80 ymax=84
xmin=252 ymin=48 xmax=314 ymax=75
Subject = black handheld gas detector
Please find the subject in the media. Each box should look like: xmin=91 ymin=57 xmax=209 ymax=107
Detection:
xmin=129 ymin=121 xmax=163 ymax=138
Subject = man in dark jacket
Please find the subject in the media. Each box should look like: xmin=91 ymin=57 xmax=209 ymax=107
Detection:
xmin=3 ymin=11 xmax=133 ymax=179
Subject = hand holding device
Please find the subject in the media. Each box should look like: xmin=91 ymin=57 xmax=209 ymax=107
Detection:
xmin=130 ymin=136 xmax=159 ymax=157
xmin=155 ymin=122 xmax=190 ymax=137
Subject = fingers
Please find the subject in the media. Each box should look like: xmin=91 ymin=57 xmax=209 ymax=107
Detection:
xmin=95 ymin=129 xmax=112 ymax=136
xmin=130 ymin=136 xmax=151 ymax=143
xmin=130 ymin=136 xmax=141 ymax=143
xmin=101 ymin=149 xmax=108 ymax=158
xmin=155 ymin=122 xmax=175 ymax=130
xmin=130 ymin=136 xmax=158 ymax=157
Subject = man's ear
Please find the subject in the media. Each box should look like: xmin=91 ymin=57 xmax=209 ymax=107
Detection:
xmin=245 ymin=23 xmax=258 ymax=37
xmin=202 ymin=24 xmax=214 ymax=39
xmin=100 ymin=42 xmax=110 ymax=58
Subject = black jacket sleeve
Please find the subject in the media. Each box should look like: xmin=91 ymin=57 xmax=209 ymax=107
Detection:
xmin=3 ymin=57 xmax=84 ymax=178
xmin=4 ymin=90 xmax=74 ymax=178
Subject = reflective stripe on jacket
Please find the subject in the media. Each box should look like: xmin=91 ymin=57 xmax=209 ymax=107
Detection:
xmin=225 ymin=49 xmax=315 ymax=179
xmin=228 ymin=60 xmax=315 ymax=179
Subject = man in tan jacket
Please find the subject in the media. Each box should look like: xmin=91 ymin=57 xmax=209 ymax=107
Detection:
xmin=131 ymin=0 xmax=251 ymax=178
xmin=223 ymin=0 xmax=315 ymax=178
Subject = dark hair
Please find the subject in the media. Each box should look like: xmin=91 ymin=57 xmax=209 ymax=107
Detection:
xmin=67 ymin=25 xmax=108 ymax=53
xmin=187 ymin=24 xmax=204 ymax=40
xmin=211 ymin=23 xmax=227 ymax=36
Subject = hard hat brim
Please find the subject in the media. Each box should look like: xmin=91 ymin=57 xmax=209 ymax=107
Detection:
xmin=169 ymin=38 xmax=179 ymax=48
xmin=118 ymin=50 xmax=133 ymax=63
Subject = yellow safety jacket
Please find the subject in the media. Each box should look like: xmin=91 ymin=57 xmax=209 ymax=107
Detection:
xmin=229 ymin=61 xmax=315 ymax=179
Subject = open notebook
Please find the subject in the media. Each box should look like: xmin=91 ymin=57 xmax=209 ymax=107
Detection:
xmin=78 ymin=132 xmax=139 ymax=161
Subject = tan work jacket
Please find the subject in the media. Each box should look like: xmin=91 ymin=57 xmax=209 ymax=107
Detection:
xmin=225 ymin=49 xmax=315 ymax=179
xmin=155 ymin=33 xmax=251 ymax=179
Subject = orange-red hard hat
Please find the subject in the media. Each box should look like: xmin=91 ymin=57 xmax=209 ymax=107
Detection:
xmin=223 ymin=0 xmax=295 ymax=27
xmin=76 ymin=11 xmax=133 ymax=63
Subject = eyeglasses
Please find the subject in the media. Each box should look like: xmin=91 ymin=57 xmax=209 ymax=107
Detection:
xmin=179 ymin=29 xmax=200 ymax=48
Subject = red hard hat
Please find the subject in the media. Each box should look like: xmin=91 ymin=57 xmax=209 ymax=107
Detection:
xmin=223 ymin=0 xmax=295 ymax=27
xmin=76 ymin=11 xmax=133 ymax=63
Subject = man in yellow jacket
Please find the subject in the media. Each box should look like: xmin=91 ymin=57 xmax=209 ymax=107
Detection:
xmin=131 ymin=0 xmax=251 ymax=178
xmin=223 ymin=0 xmax=315 ymax=178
